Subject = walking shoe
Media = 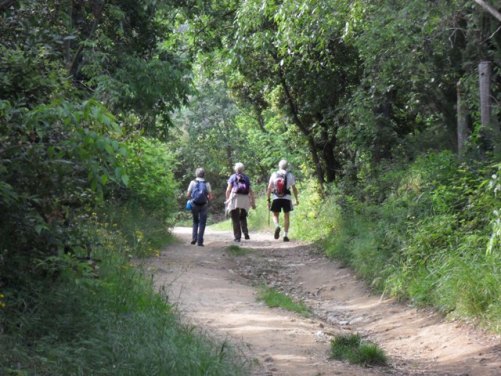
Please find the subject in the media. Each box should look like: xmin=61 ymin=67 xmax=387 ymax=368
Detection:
xmin=234 ymin=238 xmax=241 ymax=242
xmin=274 ymin=226 xmax=281 ymax=239
xmin=190 ymin=240 xmax=197 ymax=245
xmin=244 ymin=234 xmax=250 ymax=240
xmin=283 ymin=236 xmax=290 ymax=242
xmin=197 ymin=243 xmax=204 ymax=247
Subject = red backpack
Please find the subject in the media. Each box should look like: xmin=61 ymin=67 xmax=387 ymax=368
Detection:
xmin=273 ymin=171 xmax=289 ymax=197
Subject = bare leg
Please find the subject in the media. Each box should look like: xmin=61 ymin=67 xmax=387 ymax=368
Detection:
xmin=272 ymin=212 xmax=280 ymax=227
xmin=273 ymin=211 xmax=281 ymax=239
xmin=284 ymin=212 xmax=290 ymax=233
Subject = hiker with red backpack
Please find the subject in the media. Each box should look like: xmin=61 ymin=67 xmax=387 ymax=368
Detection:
xmin=225 ymin=162 xmax=256 ymax=242
xmin=187 ymin=167 xmax=213 ymax=246
xmin=266 ymin=159 xmax=299 ymax=242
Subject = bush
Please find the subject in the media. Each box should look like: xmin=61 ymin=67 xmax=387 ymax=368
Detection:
xmin=120 ymin=137 xmax=179 ymax=222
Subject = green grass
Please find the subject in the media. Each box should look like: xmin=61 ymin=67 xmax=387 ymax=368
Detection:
xmin=103 ymin=202 xmax=176 ymax=257
xmin=257 ymin=286 xmax=311 ymax=317
xmin=209 ymin=200 xmax=274 ymax=233
xmin=0 ymin=208 xmax=249 ymax=376
xmin=1 ymin=261 xmax=249 ymax=376
xmin=330 ymin=333 xmax=388 ymax=367
xmin=210 ymin=218 xmax=232 ymax=231
xmin=246 ymin=199 xmax=273 ymax=230
xmin=226 ymin=244 xmax=251 ymax=256
xmin=288 ymin=154 xmax=501 ymax=334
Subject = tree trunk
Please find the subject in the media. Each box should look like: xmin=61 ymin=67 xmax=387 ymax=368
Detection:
xmin=321 ymin=127 xmax=338 ymax=182
xmin=307 ymin=135 xmax=325 ymax=185
xmin=479 ymin=61 xmax=492 ymax=129
xmin=457 ymin=80 xmax=469 ymax=156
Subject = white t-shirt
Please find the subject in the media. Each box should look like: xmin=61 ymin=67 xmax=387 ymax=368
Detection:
xmin=268 ymin=170 xmax=295 ymax=201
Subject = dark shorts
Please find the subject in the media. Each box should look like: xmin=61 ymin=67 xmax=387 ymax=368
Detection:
xmin=270 ymin=199 xmax=292 ymax=213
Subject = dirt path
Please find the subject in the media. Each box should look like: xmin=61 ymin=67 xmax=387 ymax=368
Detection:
xmin=143 ymin=227 xmax=501 ymax=376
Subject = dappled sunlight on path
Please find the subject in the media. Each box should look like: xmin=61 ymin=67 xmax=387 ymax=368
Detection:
xmin=143 ymin=227 xmax=501 ymax=376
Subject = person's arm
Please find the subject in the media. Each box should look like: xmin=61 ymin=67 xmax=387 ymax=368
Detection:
xmin=266 ymin=179 xmax=273 ymax=208
xmin=225 ymin=183 xmax=232 ymax=201
xmin=207 ymin=182 xmax=214 ymax=201
xmin=186 ymin=181 xmax=193 ymax=199
xmin=292 ymin=185 xmax=299 ymax=205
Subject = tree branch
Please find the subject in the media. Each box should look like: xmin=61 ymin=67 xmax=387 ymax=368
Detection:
xmin=474 ymin=0 xmax=501 ymax=23
xmin=0 ymin=0 xmax=16 ymax=12
xmin=269 ymin=50 xmax=325 ymax=183
xmin=69 ymin=1 xmax=105 ymax=78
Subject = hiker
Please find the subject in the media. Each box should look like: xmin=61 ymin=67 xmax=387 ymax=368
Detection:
xmin=225 ymin=162 xmax=256 ymax=242
xmin=266 ymin=159 xmax=299 ymax=242
xmin=187 ymin=167 xmax=213 ymax=246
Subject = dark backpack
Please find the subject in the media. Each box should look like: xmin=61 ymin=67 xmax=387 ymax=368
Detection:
xmin=191 ymin=181 xmax=208 ymax=205
xmin=274 ymin=171 xmax=290 ymax=197
xmin=233 ymin=174 xmax=250 ymax=194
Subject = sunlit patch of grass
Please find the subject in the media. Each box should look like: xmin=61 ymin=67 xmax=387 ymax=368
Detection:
xmin=226 ymin=245 xmax=251 ymax=256
xmin=330 ymin=333 xmax=387 ymax=367
xmin=257 ymin=286 xmax=310 ymax=317
xmin=209 ymin=218 xmax=232 ymax=231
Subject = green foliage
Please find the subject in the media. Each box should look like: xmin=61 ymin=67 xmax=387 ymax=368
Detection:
xmin=330 ymin=334 xmax=388 ymax=367
xmin=99 ymin=203 xmax=174 ymax=259
xmin=121 ymin=137 xmax=178 ymax=220
xmin=290 ymin=152 xmax=501 ymax=331
xmin=0 ymin=221 xmax=248 ymax=376
xmin=3 ymin=0 xmax=501 ymax=371
xmin=1 ymin=0 xmax=192 ymax=138
xmin=293 ymin=181 xmax=341 ymax=241
xmin=0 ymin=98 xmax=126 ymax=292
xmin=96 ymin=55 xmax=192 ymax=139
xmin=172 ymin=75 xmax=241 ymax=179
xmin=179 ymin=0 xmax=501 ymax=188
xmin=257 ymin=286 xmax=311 ymax=317
xmin=246 ymin=198 xmax=273 ymax=231
xmin=486 ymin=164 xmax=501 ymax=255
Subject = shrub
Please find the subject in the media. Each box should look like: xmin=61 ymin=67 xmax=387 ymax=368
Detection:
xmin=330 ymin=333 xmax=387 ymax=366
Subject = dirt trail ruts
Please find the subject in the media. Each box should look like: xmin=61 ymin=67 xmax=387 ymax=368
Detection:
xmin=143 ymin=227 xmax=501 ymax=376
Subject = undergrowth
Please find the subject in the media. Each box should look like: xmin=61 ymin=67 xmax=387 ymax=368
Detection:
xmin=290 ymin=152 xmax=501 ymax=333
xmin=0 ymin=206 xmax=249 ymax=376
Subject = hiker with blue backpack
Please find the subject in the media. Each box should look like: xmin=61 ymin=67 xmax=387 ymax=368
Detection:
xmin=266 ymin=159 xmax=299 ymax=242
xmin=225 ymin=162 xmax=256 ymax=242
xmin=187 ymin=167 xmax=213 ymax=246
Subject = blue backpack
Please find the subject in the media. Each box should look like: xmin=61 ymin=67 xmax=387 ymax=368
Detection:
xmin=191 ymin=181 xmax=208 ymax=205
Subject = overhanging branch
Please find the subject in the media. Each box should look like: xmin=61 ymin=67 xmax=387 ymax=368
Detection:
xmin=474 ymin=0 xmax=501 ymax=23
